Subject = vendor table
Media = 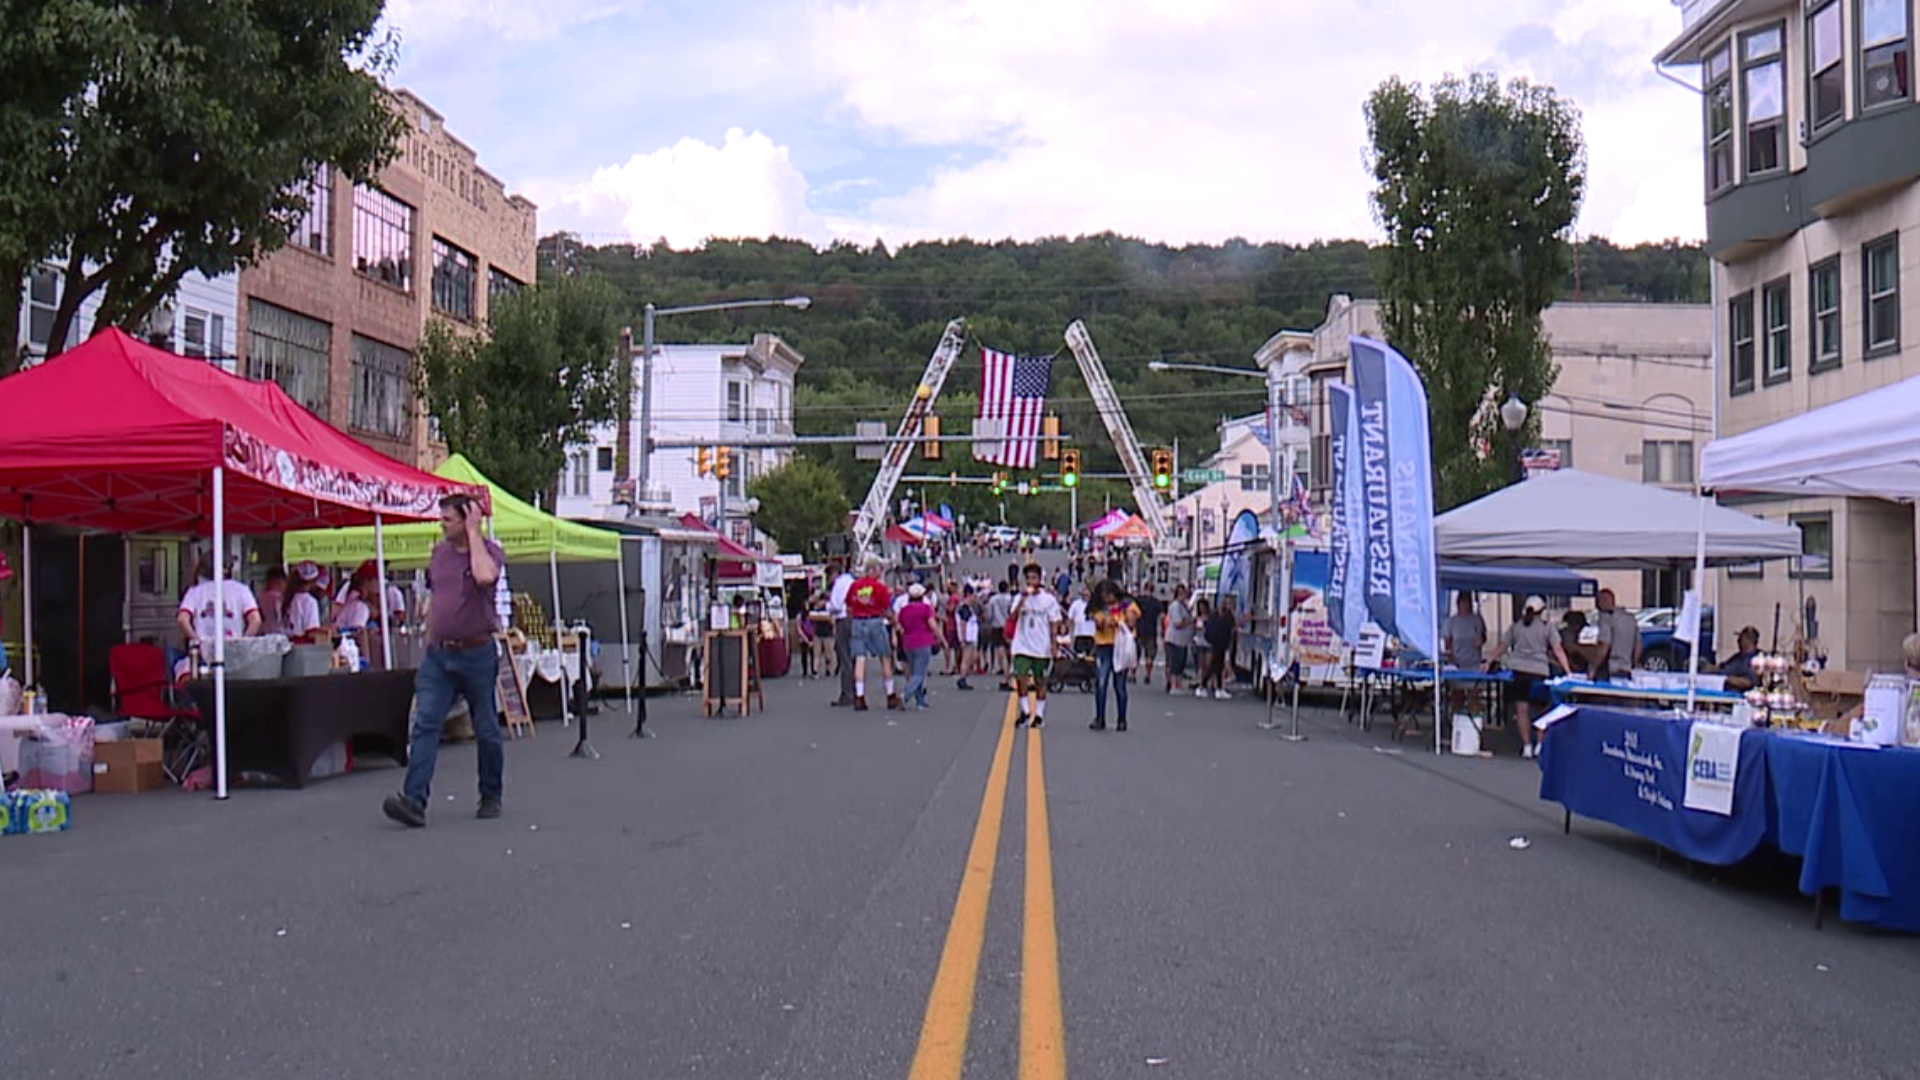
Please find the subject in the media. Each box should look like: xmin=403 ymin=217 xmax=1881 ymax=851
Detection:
xmin=1548 ymin=677 xmax=1746 ymax=711
xmin=1348 ymin=666 xmax=1510 ymax=742
xmin=1541 ymin=706 xmax=1920 ymax=932
xmin=186 ymin=670 xmax=415 ymax=788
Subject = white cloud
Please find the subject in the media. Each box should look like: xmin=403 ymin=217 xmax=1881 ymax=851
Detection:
xmin=804 ymin=0 xmax=1705 ymax=245
xmin=530 ymin=128 xmax=832 ymax=248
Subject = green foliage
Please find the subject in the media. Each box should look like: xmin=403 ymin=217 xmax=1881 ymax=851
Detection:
xmin=0 ymin=0 xmax=404 ymax=371
xmin=550 ymin=225 xmax=1699 ymax=525
xmin=1367 ymin=73 xmax=1587 ymax=509
xmin=746 ymin=459 xmax=852 ymax=555
xmin=416 ymin=275 xmax=624 ymax=504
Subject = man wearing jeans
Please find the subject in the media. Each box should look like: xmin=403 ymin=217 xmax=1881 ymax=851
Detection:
xmin=828 ymin=559 xmax=856 ymax=706
xmin=383 ymin=493 xmax=506 ymax=828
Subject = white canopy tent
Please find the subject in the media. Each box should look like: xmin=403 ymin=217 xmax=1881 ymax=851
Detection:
xmin=1701 ymin=371 xmax=1920 ymax=500
xmin=1434 ymin=469 xmax=1805 ymax=568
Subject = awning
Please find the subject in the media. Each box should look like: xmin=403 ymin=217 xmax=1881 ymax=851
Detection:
xmin=1701 ymin=370 xmax=1920 ymax=500
xmin=1439 ymin=563 xmax=1597 ymax=598
xmin=0 ymin=329 xmax=478 ymax=531
xmin=285 ymin=453 xmax=620 ymax=567
xmin=1434 ymin=469 xmax=1804 ymax=568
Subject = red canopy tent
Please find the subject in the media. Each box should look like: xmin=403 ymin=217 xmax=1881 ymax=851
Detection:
xmin=676 ymin=514 xmax=771 ymax=580
xmin=0 ymin=329 xmax=484 ymax=798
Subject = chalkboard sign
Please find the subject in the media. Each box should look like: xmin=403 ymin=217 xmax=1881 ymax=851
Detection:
xmin=703 ymin=629 xmax=762 ymax=717
xmin=494 ymin=634 xmax=534 ymax=737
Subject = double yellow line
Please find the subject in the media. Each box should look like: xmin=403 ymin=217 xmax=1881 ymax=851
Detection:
xmin=907 ymin=692 xmax=1066 ymax=1080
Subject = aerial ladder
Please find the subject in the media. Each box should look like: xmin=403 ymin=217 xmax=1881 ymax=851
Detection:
xmin=1062 ymin=320 xmax=1176 ymax=554
xmin=851 ymin=318 xmax=969 ymax=559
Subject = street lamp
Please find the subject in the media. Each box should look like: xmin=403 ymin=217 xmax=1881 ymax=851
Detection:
xmin=1148 ymin=360 xmax=1265 ymax=378
xmin=1500 ymin=394 xmax=1529 ymax=484
xmin=635 ymin=295 xmax=811 ymax=512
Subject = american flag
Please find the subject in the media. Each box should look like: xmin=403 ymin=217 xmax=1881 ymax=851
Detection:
xmin=974 ymin=347 xmax=1055 ymax=469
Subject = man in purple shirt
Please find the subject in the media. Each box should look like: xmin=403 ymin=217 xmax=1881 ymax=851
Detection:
xmin=383 ymin=493 xmax=506 ymax=828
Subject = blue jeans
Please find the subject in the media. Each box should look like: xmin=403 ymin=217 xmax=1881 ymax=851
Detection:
xmin=403 ymin=643 xmax=504 ymax=805
xmin=1095 ymin=644 xmax=1128 ymax=724
xmin=905 ymin=647 xmax=933 ymax=706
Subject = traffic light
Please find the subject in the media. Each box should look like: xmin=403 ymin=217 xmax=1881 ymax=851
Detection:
xmin=696 ymin=446 xmax=714 ymax=476
xmin=715 ymin=446 xmax=732 ymax=480
xmin=1151 ymin=448 xmax=1174 ymax=490
xmin=922 ymin=414 xmax=942 ymax=461
xmin=991 ymin=470 xmax=1008 ymax=495
xmin=1060 ymin=448 xmax=1081 ymax=488
xmin=1042 ymin=414 xmax=1061 ymax=461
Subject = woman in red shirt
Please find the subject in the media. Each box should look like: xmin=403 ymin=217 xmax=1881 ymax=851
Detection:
xmin=897 ymin=583 xmax=942 ymax=710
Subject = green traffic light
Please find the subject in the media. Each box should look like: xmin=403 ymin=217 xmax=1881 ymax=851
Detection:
xmin=1062 ymin=473 xmax=1078 ymax=488
xmin=1154 ymin=473 xmax=1170 ymax=489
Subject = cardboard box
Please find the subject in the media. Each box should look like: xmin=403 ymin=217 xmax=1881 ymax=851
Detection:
xmin=91 ymin=738 xmax=166 ymax=794
xmin=1805 ymin=668 xmax=1868 ymax=724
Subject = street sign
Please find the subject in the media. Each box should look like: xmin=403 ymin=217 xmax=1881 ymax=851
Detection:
xmin=1183 ymin=468 xmax=1227 ymax=484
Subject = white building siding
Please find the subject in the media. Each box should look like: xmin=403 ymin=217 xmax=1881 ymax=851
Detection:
xmin=17 ymin=259 xmax=239 ymax=372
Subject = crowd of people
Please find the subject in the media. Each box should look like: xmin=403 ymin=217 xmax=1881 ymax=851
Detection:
xmin=795 ymin=555 xmax=1247 ymax=730
xmin=173 ymin=555 xmax=409 ymax=679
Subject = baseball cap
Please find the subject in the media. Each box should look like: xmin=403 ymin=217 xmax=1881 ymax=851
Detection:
xmin=1524 ymin=595 xmax=1547 ymax=614
xmin=908 ymin=583 xmax=926 ymax=599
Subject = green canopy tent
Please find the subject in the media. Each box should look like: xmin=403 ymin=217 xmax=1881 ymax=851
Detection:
xmin=285 ymin=454 xmax=632 ymax=715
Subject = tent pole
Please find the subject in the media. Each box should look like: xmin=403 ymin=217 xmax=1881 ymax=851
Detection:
xmin=1685 ymin=490 xmax=1709 ymax=712
xmin=551 ymin=548 xmax=570 ymax=727
xmin=212 ymin=466 xmax=230 ymax=800
xmin=122 ymin=535 xmax=133 ymax=641
xmin=374 ymin=513 xmax=393 ymax=671
xmin=616 ymin=545 xmax=634 ymax=714
xmin=21 ymin=511 xmax=33 ymax=689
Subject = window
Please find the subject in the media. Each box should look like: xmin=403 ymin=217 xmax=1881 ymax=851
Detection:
xmin=755 ymin=407 xmax=770 ymax=436
xmin=351 ymin=185 xmax=414 ymax=291
xmin=1864 ymin=232 xmax=1901 ymax=354
xmin=349 ymin=334 xmax=412 ymax=439
xmin=1641 ymin=440 xmax=1696 ymax=485
xmin=1239 ymin=463 xmax=1271 ymax=493
xmin=1860 ymin=0 xmax=1912 ymax=110
xmin=209 ymin=313 xmax=225 ymax=363
xmin=26 ymin=264 xmax=60 ymax=351
xmin=1789 ymin=512 xmax=1834 ymax=579
xmin=1729 ymin=290 xmax=1756 ymax=394
xmin=1809 ymin=2 xmax=1845 ymax=131
xmin=1742 ymin=26 xmax=1786 ymax=175
xmin=1310 ymin=433 xmax=1332 ymax=491
xmin=430 ymin=238 xmax=477 ymax=321
xmin=245 ymin=299 xmax=331 ymax=417
xmin=726 ymin=381 xmax=744 ymax=423
xmin=1762 ymin=277 xmax=1792 ymax=384
xmin=1810 ymin=257 xmax=1843 ymax=371
xmin=570 ymin=451 xmax=590 ymax=497
xmin=1705 ymin=44 xmax=1735 ymax=191
xmin=292 ymin=165 xmax=332 ymax=255
xmin=596 ymin=446 xmax=614 ymax=472
xmin=488 ymin=267 xmax=523 ymax=306
xmin=182 ymin=309 xmax=208 ymax=359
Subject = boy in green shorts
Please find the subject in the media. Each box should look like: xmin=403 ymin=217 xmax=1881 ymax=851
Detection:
xmin=1009 ymin=562 xmax=1065 ymax=728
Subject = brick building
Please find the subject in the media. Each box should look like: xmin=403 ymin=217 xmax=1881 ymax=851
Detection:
xmin=238 ymin=89 xmax=538 ymax=466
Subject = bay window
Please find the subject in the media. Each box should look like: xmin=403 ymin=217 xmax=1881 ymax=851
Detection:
xmin=1706 ymin=44 xmax=1735 ymax=192
xmin=1860 ymin=0 xmax=1912 ymax=110
xmin=1809 ymin=2 xmax=1846 ymax=131
xmin=1742 ymin=26 xmax=1785 ymax=175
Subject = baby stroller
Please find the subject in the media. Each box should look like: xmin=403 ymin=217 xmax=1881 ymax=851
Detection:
xmin=1047 ymin=637 xmax=1097 ymax=694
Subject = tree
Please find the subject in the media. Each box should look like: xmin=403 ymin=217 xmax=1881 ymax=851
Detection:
xmin=0 ymin=0 xmax=403 ymax=372
xmin=1365 ymin=73 xmax=1587 ymax=508
xmin=747 ymin=459 xmax=852 ymax=555
xmin=416 ymin=275 xmax=625 ymax=504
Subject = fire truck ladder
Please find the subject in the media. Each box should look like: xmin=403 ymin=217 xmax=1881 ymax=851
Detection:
xmin=852 ymin=317 xmax=969 ymax=559
xmin=1062 ymin=319 xmax=1175 ymax=554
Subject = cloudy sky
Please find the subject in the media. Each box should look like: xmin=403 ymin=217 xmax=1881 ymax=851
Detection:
xmin=383 ymin=0 xmax=1705 ymax=249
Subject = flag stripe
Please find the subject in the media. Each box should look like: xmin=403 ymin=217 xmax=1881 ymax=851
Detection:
xmin=975 ymin=346 xmax=1055 ymax=469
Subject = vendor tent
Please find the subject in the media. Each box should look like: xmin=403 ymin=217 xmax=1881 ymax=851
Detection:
xmin=287 ymin=455 xmax=631 ymax=716
xmin=1434 ymin=469 xmax=1803 ymax=568
xmin=284 ymin=454 xmax=619 ymax=567
xmin=1100 ymin=515 xmax=1153 ymax=543
xmin=1701 ymin=371 xmax=1920 ymax=499
xmin=1439 ymin=563 xmax=1597 ymax=597
xmin=0 ymin=329 xmax=480 ymax=799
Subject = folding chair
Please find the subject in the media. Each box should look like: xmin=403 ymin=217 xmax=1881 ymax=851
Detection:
xmin=109 ymin=643 xmax=202 ymax=783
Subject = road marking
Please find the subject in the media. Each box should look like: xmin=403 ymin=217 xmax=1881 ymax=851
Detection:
xmin=907 ymin=692 xmax=1020 ymax=1080
xmin=1021 ymin=727 xmax=1067 ymax=1079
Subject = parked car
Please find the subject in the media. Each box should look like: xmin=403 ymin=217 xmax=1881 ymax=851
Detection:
xmin=1636 ymin=605 xmax=1715 ymax=671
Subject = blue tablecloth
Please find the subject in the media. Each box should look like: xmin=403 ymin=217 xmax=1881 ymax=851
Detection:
xmin=1539 ymin=707 xmax=1772 ymax=866
xmin=1768 ymin=735 xmax=1920 ymax=932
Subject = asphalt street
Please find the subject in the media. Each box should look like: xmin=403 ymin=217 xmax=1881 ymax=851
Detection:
xmin=10 ymin=629 xmax=1920 ymax=1078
